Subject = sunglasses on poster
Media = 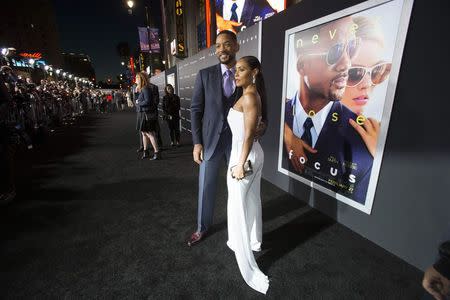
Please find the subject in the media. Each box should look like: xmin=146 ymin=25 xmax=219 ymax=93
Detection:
xmin=347 ymin=62 xmax=392 ymax=87
xmin=306 ymin=38 xmax=361 ymax=66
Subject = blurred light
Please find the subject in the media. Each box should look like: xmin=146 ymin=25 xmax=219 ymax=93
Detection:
xmin=162 ymin=60 xmax=166 ymax=65
xmin=44 ymin=65 xmax=50 ymax=71
xmin=63 ymin=72 xmax=67 ymax=77
xmin=121 ymin=61 xmax=125 ymax=66
xmin=69 ymin=74 xmax=73 ymax=79
xmin=1 ymin=48 xmax=9 ymax=56
xmin=56 ymin=69 xmax=61 ymax=74
xmin=28 ymin=58 xmax=35 ymax=65
xmin=127 ymin=0 xmax=134 ymax=8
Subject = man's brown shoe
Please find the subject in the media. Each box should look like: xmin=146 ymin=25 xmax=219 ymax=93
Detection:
xmin=187 ymin=231 xmax=206 ymax=247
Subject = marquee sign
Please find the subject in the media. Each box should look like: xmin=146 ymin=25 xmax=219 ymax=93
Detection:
xmin=19 ymin=52 xmax=42 ymax=59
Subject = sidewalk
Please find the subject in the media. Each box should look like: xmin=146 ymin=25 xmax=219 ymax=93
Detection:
xmin=0 ymin=111 xmax=423 ymax=299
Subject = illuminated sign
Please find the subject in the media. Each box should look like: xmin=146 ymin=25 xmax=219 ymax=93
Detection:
xmin=171 ymin=39 xmax=177 ymax=55
xmin=19 ymin=52 xmax=42 ymax=59
xmin=175 ymin=0 xmax=186 ymax=57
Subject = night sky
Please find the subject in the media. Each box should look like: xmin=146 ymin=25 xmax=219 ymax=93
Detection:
xmin=53 ymin=0 xmax=162 ymax=82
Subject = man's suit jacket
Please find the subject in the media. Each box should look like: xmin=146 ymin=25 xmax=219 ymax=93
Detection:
xmin=283 ymin=99 xmax=373 ymax=204
xmin=191 ymin=63 xmax=234 ymax=161
xmin=216 ymin=0 xmax=276 ymax=28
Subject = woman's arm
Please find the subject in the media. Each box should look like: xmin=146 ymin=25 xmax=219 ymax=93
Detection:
xmin=232 ymin=93 xmax=259 ymax=179
xmin=162 ymin=95 xmax=168 ymax=114
xmin=138 ymin=88 xmax=152 ymax=107
xmin=175 ymin=95 xmax=181 ymax=112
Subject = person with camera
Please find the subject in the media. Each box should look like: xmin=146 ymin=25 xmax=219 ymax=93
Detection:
xmin=423 ymin=226 xmax=450 ymax=300
xmin=162 ymin=84 xmax=180 ymax=147
xmin=0 ymin=75 xmax=17 ymax=204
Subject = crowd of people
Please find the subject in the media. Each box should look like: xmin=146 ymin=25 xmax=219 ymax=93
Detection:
xmin=0 ymin=62 xmax=184 ymax=204
xmin=0 ymin=65 xmax=100 ymax=204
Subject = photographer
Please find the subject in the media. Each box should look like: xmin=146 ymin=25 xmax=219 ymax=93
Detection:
xmin=0 ymin=75 xmax=17 ymax=204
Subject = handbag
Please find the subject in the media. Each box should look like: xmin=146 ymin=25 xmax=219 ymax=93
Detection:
xmin=230 ymin=160 xmax=253 ymax=179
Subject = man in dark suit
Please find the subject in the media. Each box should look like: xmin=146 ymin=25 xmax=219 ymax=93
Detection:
xmin=216 ymin=0 xmax=276 ymax=33
xmin=188 ymin=30 xmax=240 ymax=246
xmin=283 ymin=17 xmax=373 ymax=204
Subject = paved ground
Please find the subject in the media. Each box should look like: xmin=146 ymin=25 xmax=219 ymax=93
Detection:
xmin=0 ymin=111 xmax=424 ymax=299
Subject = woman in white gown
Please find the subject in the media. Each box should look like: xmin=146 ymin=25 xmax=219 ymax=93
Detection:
xmin=227 ymin=56 xmax=269 ymax=294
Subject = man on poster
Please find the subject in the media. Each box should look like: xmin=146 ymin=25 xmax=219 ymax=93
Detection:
xmin=283 ymin=17 xmax=373 ymax=204
xmin=216 ymin=0 xmax=277 ymax=33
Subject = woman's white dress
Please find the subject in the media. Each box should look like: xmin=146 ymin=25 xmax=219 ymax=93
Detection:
xmin=226 ymin=108 xmax=269 ymax=294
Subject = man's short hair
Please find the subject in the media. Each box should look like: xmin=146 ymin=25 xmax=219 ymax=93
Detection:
xmin=216 ymin=30 xmax=238 ymax=44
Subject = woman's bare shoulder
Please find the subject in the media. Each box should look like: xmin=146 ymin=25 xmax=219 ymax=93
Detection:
xmin=241 ymin=91 xmax=259 ymax=108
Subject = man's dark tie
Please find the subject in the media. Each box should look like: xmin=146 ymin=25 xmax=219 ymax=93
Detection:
xmin=301 ymin=117 xmax=314 ymax=146
xmin=230 ymin=3 xmax=238 ymax=22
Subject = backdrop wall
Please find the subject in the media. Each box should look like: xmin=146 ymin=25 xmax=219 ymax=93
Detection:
xmin=260 ymin=0 xmax=450 ymax=271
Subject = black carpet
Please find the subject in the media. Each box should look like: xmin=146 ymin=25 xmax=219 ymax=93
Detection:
xmin=1 ymin=111 xmax=424 ymax=299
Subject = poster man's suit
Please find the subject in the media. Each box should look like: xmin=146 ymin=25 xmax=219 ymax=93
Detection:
xmin=283 ymin=98 xmax=373 ymax=204
xmin=216 ymin=0 xmax=276 ymax=29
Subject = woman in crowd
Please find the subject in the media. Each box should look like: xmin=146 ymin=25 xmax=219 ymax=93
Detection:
xmin=227 ymin=56 xmax=269 ymax=294
xmin=342 ymin=16 xmax=392 ymax=158
xmin=135 ymin=71 xmax=160 ymax=160
xmin=162 ymin=84 xmax=181 ymax=147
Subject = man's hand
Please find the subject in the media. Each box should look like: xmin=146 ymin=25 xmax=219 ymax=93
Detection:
xmin=284 ymin=124 xmax=317 ymax=173
xmin=423 ymin=266 xmax=450 ymax=300
xmin=193 ymin=144 xmax=203 ymax=165
xmin=254 ymin=121 xmax=267 ymax=141
xmin=216 ymin=14 xmax=242 ymax=34
xmin=349 ymin=117 xmax=380 ymax=158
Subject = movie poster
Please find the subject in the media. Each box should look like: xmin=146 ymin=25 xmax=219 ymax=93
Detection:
xmin=138 ymin=27 xmax=160 ymax=53
xmin=278 ymin=0 xmax=413 ymax=214
xmin=215 ymin=0 xmax=285 ymax=33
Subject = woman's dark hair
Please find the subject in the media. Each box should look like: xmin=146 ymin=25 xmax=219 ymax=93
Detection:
xmin=165 ymin=84 xmax=174 ymax=95
xmin=239 ymin=56 xmax=267 ymax=122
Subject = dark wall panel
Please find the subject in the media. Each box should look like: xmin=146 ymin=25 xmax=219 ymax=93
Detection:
xmin=260 ymin=0 xmax=450 ymax=270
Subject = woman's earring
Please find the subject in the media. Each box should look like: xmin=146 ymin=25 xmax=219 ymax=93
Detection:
xmin=252 ymin=76 xmax=256 ymax=84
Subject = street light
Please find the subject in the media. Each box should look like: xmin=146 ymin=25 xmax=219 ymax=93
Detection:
xmin=123 ymin=1 xmax=154 ymax=75
xmin=127 ymin=0 xmax=134 ymax=14
xmin=56 ymin=69 xmax=61 ymax=75
xmin=121 ymin=61 xmax=125 ymax=66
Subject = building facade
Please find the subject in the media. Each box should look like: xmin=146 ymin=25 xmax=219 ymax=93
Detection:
xmin=0 ymin=0 xmax=62 ymax=67
xmin=62 ymin=53 xmax=96 ymax=82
